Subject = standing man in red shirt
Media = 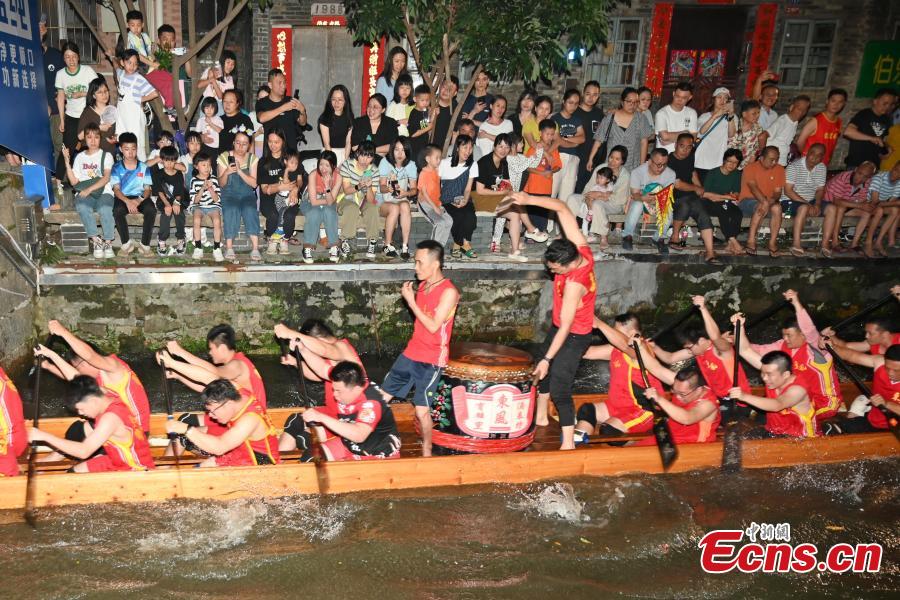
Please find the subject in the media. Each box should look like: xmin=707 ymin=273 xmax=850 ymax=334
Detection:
xmin=381 ymin=240 xmax=459 ymax=457
xmin=0 ymin=365 xmax=26 ymax=477
xmin=508 ymin=191 xmax=595 ymax=450
xmin=796 ymin=88 xmax=847 ymax=167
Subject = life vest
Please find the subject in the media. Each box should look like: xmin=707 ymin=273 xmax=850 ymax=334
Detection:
xmin=780 ymin=341 xmax=842 ymax=419
xmin=668 ymin=387 xmax=721 ymax=443
xmin=233 ymin=352 xmax=268 ymax=408
xmin=98 ymin=399 xmax=156 ymax=471
xmin=0 ymin=368 xmax=26 ymax=477
xmin=869 ymin=365 xmax=900 ymax=430
xmin=764 ymin=378 xmax=820 ymax=438
xmin=215 ymin=393 xmax=280 ymax=466
xmin=696 ymin=345 xmax=750 ymax=398
xmin=869 ymin=333 xmax=900 ymax=356
xmin=322 ymin=340 xmax=367 ymax=413
xmin=96 ymin=355 xmax=151 ymax=433
xmin=605 ymin=347 xmax=662 ymax=433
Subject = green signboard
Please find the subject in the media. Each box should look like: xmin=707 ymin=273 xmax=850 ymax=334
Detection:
xmin=856 ymin=41 xmax=900 ymax=98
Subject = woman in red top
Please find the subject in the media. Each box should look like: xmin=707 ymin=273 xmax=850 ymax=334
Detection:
xmin=0 ymin=366 xmax=26 ymax=477
xmin=165 ymin=379 xmax=280 ymax=467
xmin=29 ymin=376 xmax=155 ymax=472
xmin=507 ymin=192 xmax=594 ymax=449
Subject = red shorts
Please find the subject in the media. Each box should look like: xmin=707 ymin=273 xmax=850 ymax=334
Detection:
xmin=0 ymin=452 xmax=20 ymax=477
xmin=321 ymin=437 xmax=400 ymax=461
xmin=607 ymin=404 xmax=654 ymax=433
xmin=83 ymin=454 xmax=138 ymax=472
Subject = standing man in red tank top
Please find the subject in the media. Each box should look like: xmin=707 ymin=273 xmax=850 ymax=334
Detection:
xmin=381 ymin=240 xmax=459 ymax=457
xmin=0 ymin=365 xmax=26 ymax=477
xmin=796 ymin=88 xmax=847 ymax=166
xmin=507 ymin=191 xmax=596 ymax=450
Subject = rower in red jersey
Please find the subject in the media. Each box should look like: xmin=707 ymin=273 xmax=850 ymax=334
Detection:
xmin=652 ymin=295 xmax=751 ymax=400
xmin=821 ymin=317 xmax=900 ymax=357
xmin=574 ymin=314 xmax=662 ymax=442
xmin=29 ymin=376 xmax=155 ymax=472
xmin=505 ymin=192 xmax=595 ymax=450
xmin=287 ymin=361 xmax=401 ymax=462
xmin=37 ymin=321 xmax=150 ymax=434
xmin=161 ymin=324 xmax=268 ymax=454
xmin=747 ymin=289 xmax=842 ymax=421
xmin=733 ymin=316 xmax=820 ymax=438
xmin=380 ymin=240 xmax=459 ymax=457
xmin=0 ymin=366 xmax=26 ymax=477
xmin=274 ymin=319 xmax=369 ymax=453
xmin=823 ymin=343 xmax=900 ymax=434
xmin=165 ymin=379 xmax=280 ymax=467
xmin=632 ymin=349 xmax=721 ymax=445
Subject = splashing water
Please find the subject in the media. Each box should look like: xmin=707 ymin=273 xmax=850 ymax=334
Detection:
xmin=511 ymin=482 xmax=590 ymax=523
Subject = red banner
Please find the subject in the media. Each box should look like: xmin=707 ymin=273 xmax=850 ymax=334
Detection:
xmin=361 ymin=37 xmax=386 ymax=107
xmin=312 ymin=15 xmax=347 ymax=26
xmin=645 ymin=3 xmax=674 ymax=97
xmin=746 ymin=3 xmax=778 ymax=97
xmin=270 ymin=26 xmax=293 ymax=93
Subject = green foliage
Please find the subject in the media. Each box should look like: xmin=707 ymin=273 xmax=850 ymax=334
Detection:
xmin=344 ymin=0 xmax=613 ymax=83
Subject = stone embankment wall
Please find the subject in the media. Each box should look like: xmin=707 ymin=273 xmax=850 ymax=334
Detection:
xmin=0 ymin=169 xmax=36 ymax=370
xmin=34 ymin=259 xmax=899 ymax=358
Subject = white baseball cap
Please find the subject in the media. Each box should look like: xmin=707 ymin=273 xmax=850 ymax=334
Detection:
xmin=713 ymin=87 xmax=731 ymax=99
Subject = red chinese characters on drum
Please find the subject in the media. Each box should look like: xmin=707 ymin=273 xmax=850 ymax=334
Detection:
xmin=451 ymin=383 xmax=534 ymax=439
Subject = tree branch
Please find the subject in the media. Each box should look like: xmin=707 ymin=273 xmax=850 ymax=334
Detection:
xmin=443 ymin=63 xmax=482 ymax=154
xmin=65 ymin=0 xmax=116 ymax=71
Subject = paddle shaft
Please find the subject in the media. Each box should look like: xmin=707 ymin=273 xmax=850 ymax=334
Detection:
xmin=744 ymin=299 xmax=791 ymax=331
xmin=24 ymin=352 xmax=44 ymax=527
xmin=160 ymin=365 xmax=180 ymax=468
xmin=631 ymin=341 xmax=678 ymax=470
xmin=291 ymin=346 xmax=313 ymax=407
xmin=650 ymin=306 xmax=697 ymax=342
xmin=829 ymin=294 xmax=894 ymax=334
xmin=721 ymin=323 xmax=744 ymax=473
xmin=824 ymin=343 xmax=900 ymax=433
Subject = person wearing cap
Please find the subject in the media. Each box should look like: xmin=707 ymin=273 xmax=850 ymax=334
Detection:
xmin=694 ymin=87 xmax=736 ymax=181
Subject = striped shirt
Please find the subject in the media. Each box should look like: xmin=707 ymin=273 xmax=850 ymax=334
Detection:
xmin=823 ymin=170 xmax=872 ymax=204
xmin=868 ymin=171 xmax=900 ymax=201
xmin=780 ymin=157 xmax=826 ymax=203
xmin=116 ymin=70 xmax=156 ymax=104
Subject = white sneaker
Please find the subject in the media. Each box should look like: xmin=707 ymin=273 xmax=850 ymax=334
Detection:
xmin=328 ymin=246 xmax=339 ymax=263
xmin=524 ymin=229 xmax=549 ymax=243
xmin=91 ymin=237 xmax=104 ymax=259
xmin=278 ymin=240 xmax=291 ymax=255
xmin=266 ymin=240 xmax=278 ymax=255
xmin=118 ymin=240 xmax=135 ymax=256
xmin=212 ymin=248 xmax=224 ymax=262
xmin=193 ymin=247 xmax=204 ymax=260
xmin=848 ymin=395 xmax=871 ymax=417
xmin=507 ymin=251 xmax=527 ymax=262
xmin=138 ymin=243 xmax=153 ymax=256
xmin=102 ymin=241 xmax=115 ymax=259
xmin=366 ymin=239 xmax=377 ymax=259
xmin=302 ymin=247 xmax=313 ymax=264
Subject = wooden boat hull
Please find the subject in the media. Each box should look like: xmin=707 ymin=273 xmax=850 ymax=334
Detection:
xmin=0 ymin=433 xmax=896 ymax=510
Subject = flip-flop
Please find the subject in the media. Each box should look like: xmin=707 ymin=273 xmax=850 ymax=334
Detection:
xmin=744 ymin=246 xmax=758 ymax=255
xmin=705 ymin=255 xmax=722 ymax=265
xmin=789 ymin=247 xmax=805 ymax=257
xmin=820 ymin=247 xmax=833 ymax=259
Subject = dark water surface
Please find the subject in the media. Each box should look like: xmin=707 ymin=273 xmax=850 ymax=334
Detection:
xmin=1 ymin=459 xmax=897 ymax=599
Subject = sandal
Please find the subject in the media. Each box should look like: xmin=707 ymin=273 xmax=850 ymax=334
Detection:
xmin=789 ymin=247 xmax=805 ymax=257
xmin=667 ymin=240 xmax=684 ymax=252
xmin=705 ymin=255 xmax=722 ymax=265
xmin=744 ymin=246 xmax=758 ymax=255
xmin=288 ymin=237 xmax=302 ymax=246
xmin=820 ymin=247 xmax=833 ymax=259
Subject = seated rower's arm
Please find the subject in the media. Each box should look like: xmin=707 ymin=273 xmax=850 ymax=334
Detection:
xmin=647 ymin=388 xmax=716 ymax=425
xmin=637 ymin=346 xmax=676 ymax=386
xmin=292 ymin=340 xmax=332 ymax=380
xmin=592 ymin=316 xmax=634 ymax=357
xmin=30 ymin=411 xmax=121 ymax=459
xmin=180 ymin=413 xmax=260 ymax=456
xmin=819 ymin=328 xmax=869 ymax=353
xmin=36 ymin=345 xmax=80 ymax=380
xmin=166 ymin=341 xmax=220 ymax=373
xmin=304 ymin=407 xmax=372 ymax=444
xmin=827 ymin=344 xmax=880 ymax=370
xmin=731 ymin=384 xmax=806 ymax=413
xmin=162 ymin=354 xmax=217 ymax=386
xmin=52 ymin=321 xmax=119 ymax=372
xmin=168 ymin=370 xmax=206 ymax=393
xmin=653 ymin=345 xmax=691 ymax=364
xmin=584 ymin=344 xmax=614 ymax=361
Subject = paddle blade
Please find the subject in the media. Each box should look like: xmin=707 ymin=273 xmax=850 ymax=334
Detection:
xmin=24 ymin=445 xmax=38 ymax=529
xmin=494 ymin=194 xmax=515 ymax=215
xmin=721 ymin=422 xmax=743 ymax=474
xmin=653 ymin=417 xmax=678 ymax=471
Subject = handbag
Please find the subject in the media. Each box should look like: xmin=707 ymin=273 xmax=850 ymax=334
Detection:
xmin=594 ymin=114 xmax=616 ymax=166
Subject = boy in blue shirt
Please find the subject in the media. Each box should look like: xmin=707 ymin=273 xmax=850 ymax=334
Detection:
xmin=111 ymin=132 xmax=156 ymax=256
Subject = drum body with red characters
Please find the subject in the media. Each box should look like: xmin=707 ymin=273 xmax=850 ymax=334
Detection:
xmin=428 ymin=342 xmax=536 ymax=454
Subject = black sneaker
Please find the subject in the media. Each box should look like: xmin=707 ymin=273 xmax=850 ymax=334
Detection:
xmin=339 ymin=239 xmax=352 ymax=259
xmin=383 ymin=244 xmax=399 ymax=258
xmin=400 ymin=245 xmax=410 ymax=260
xmin=450 ymin=247 xmax=462 ymax=260
xmin=622 ymin=235 xmax=633 ymax=251
xmin=657 ymin=239 xmax=669 ymax=255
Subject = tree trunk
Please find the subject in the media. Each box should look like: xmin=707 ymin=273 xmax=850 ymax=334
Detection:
xmin=443 ymin=64 xmax=482 ymax=155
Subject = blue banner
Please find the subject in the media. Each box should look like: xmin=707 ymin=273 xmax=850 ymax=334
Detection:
xmin=0 ymin=0 xmax=52 ymax=169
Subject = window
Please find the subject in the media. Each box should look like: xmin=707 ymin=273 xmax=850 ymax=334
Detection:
xmin=583 ymin=18 xmax=643 ymax=87
xmin=778 ymin=20 xmax=837 ymax=88
xmin=40 ymin=0 xmax=102 ymax=64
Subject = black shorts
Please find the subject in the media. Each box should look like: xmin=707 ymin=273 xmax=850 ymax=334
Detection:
xmin=176 ymin=413 xmax=212 ymax=456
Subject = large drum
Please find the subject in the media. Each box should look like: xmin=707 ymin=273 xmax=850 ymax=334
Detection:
xmin=428 ymin=342 xmax=537 ymax=454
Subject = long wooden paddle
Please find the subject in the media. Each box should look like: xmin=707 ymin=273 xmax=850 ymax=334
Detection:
xmin=744 ymin=299 xmax=791 ymax=331
xmin=23 ymin=350 xmax=44 ymax=528
xmin=721 ymin=323 xmax=743 ymax=472
xmin=825 ymin=342 xmax=900 ymax=441
xmin=160 ymin=365 xmax=181 ymax=469
xmin=632 ymin=341 xmax=678 ymax=470
xmin=283 ymin=342 xmax=327 ymax=492
xmin=829 ymin=294 xmax=894 ymax=334
xmin=650 ymin=306 xmax=697 ymax=342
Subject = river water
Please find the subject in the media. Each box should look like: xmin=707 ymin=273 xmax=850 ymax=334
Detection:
xmin=0 ymin=459 xmax=897 ymax=598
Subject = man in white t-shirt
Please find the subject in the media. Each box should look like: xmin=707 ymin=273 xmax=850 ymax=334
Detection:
xmin=655 ymin=82 xmax=698 ymax=153
xmin=622 ymin=148 xmax=677 ymax=254
xmin=766 ymin=95 xmax=811 ymax=166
